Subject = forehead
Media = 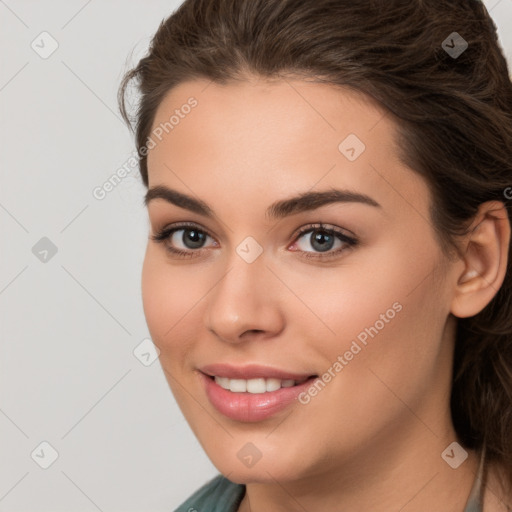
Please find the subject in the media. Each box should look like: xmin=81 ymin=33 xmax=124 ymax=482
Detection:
xmin=146 ymin=77 xmax=429 ymax=220
xmin=149 ymin=77 xmax=391 ymax=149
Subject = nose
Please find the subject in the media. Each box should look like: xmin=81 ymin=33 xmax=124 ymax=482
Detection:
xmin=204 ymin=253 xmax=285 ymax=344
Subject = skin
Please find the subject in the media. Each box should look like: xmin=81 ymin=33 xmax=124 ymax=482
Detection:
xmin=142 ymin=76 xmax=510 ymax=511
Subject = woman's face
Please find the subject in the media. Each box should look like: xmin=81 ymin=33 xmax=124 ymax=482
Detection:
xmin=143 ymin=77 xmax=463 ymax=484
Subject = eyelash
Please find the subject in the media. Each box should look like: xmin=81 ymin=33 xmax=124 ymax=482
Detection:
xmin=150 ymin=222 xmax=359 ymax=261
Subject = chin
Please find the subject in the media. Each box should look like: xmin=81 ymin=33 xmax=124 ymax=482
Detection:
xmin=205 ymin=442 xmax=309 ymax=484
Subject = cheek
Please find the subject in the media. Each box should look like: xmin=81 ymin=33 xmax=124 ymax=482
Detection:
xmin=141 ymin=246 xmax=204 ymax=354
xmin=317 ymin=250 xmax=450 ymax=417
xmin=292 ymin=241 xmax=448 ymax=377
xmin=141 ymin=251 xmax=167 ymax=342
xmin=279 ymin=255 xmax=449 ymax=452
xmin=270 ymin=253 xmax=416 ymax=346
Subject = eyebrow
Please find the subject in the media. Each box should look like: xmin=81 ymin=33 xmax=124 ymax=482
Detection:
xmin=144 ymin=185 xmax=381 ymax=220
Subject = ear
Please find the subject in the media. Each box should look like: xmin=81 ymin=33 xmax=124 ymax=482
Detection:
xmin=450 ymin=200 xmax=510 ymax=319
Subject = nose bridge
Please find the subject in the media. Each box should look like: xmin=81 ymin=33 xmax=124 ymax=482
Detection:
xmin=204 ymin=247 xmax=284 ymax=342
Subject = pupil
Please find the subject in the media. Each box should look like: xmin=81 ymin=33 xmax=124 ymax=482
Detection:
xmin=184 ymin=229 xmax=206 ymax=249
xmin=312 ymin=230 xmax=334 ymax=252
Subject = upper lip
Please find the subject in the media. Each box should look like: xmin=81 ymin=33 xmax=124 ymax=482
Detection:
xmin=199 ymin=363 xmax=316 ymax=381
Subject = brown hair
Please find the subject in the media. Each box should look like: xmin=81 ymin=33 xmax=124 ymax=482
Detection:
xmin=118 ymin=0 xmax=512 ymax=493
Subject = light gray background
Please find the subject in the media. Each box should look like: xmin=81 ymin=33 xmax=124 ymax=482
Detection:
xmin=0 ymin=1 xmax=511 ymax=511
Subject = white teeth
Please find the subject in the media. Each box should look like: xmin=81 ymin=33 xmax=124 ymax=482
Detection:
xmin=246 ymin=378 xmax=266 ymax=394
xmin=265 ymin=378 xmax=281 ymax=392
xmin=229 ymin=379 xmax=247 ymax=392
xmin=215 ymin=376 xmax=230 ymax=389
xmin=214 ymin=376 xmax=304 ymax=393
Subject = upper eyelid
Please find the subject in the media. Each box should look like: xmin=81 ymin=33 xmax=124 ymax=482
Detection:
xmin=156 ymin=221 xmax=356 ymax=245
xmin=290 ymin=223 xmax=356 ymax=240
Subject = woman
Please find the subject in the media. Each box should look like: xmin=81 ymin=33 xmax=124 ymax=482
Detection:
xmin=118 ymin=0 xmax=512 ymax=510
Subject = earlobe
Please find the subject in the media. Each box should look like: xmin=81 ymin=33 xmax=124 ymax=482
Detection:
xmin=450 ymin=201 xmax=510 ymax=319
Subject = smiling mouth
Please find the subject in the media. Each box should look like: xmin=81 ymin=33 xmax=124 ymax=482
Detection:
xmin=208 ymin=375 xmax=318 ymax=393
xmin=200 ymin=371 xmax=320 ymax=422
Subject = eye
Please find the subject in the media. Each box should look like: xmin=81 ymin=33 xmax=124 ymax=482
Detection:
xmin=290 ymin=223 xmax=358 ymax=260
xmin=151 ymin=221 xmax=358 ymax=260
xmin=150 ymin=222 xmax=217 ymax=258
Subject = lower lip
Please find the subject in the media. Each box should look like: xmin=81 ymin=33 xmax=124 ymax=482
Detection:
xmin=199 ymin=372 xmax=318 ymax=422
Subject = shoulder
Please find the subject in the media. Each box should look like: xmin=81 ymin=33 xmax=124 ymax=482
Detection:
xmin=173 ymin=474 xmax=246 ymax=512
